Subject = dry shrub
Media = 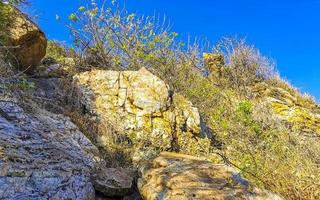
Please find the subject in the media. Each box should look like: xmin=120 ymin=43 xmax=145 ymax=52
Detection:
xmin=67 ymin=111 xmax=132 ymax=167
xmin=215 ymin=38 xmax=278 ymax=95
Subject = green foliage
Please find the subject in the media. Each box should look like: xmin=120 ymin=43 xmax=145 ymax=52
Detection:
xmin=68 ymin=13 xmax=77 ymax=22
xmin=0 ymin=2 xmax=14 ymax=43
xmin=6 ymin=77 xmax=35 ymax=91
xmin=42 ymin=41 xmax=78 ymax=76
xmin=66 ymin=0 xmax=202 ymax=89
xmin=78 ymin=6 xmax=86 ymax=11
xmin=237 ymin=100 xmax=252 ymax=116
xmin=45 ymin=41 xmax=68 ymax=62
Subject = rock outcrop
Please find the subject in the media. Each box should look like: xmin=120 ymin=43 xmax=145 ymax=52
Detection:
xmin=0 ymin=87 xmax=141 ymax=199
xmin=203 ymin=53 xmax=225 ymax=75
xmin=72 ymin=67 xmax=213 ymax=163
xmin=0 ymin=95 xmax=101 ymax=199
xmin=203 ymin=53 xmax=225 ymax=80
xmin=251 ymin=82 xmax=320 ymax=137
xmin=1 ymin=4 xmax=47 ymax=72
xmin=138 ymin=152 xmax=283 ymax=200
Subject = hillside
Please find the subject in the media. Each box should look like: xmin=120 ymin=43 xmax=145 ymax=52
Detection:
xmin=0 ymin=1 xmax=319 ymax=200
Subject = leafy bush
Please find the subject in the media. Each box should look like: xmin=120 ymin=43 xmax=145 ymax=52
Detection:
xmin=65 ymin=0 xmax=204 ymax=91
xmin=0 ymin=1 xmax=27 ymax=77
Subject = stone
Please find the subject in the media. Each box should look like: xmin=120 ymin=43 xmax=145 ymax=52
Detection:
xmin=0 ymin=95 xmax=102 ymax=199
xmin=72 ymin=67 xmax=212 ymax=163
xmin=138 ymin=152 xmax=283 ymax=200
xmin=93 ymin=168 xmax=136 ymax=197
xmin=203 ymin=53 xmax=225 ymax=76
xmin=251 ymin=82 xmax=320 ymax=137
xmin=1 ymin=4 xmax=47 ymax=72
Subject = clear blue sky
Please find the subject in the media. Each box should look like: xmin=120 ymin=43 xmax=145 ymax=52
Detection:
xmin=25 ymin=0 xmax=320 ymax=100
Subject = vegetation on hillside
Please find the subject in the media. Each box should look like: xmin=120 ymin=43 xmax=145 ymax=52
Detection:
xmin=57 ymin=1 xmax=320 ymax=199
xmin=1 ymin=0 xmax=319 ymax=199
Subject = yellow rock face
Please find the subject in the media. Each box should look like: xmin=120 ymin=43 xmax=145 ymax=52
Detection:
xmin=252 ymin=82 xmax=320 ymax=136
xmin=138 ymin=152 xmax=283 ymax=200
xmin=1 ymin=4 xmax=47 ymax=72
xmin=203 ymin=53 xmax=225 ymax=74
xmin=72 ymin=68 xmax=212 ymax=163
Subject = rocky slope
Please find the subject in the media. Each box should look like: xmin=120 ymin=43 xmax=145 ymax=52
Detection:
xmin=0 ymin=73 xmax=283 ymax=200
xmin=3 ymin=3 xmax=313 ymax=200
xmin=0 ymin=95 xmax=100 ymax=199
xmin=252 ymin=82 xmax=320 ymax=137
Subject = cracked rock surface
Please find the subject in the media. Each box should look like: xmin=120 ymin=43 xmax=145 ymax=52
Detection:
xmin=72 ymin=67 xmax=212 ymax=163
xmin=0 ymin=95 xmax=102 ymax=200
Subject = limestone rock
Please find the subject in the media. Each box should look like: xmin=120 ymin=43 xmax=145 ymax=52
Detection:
xmin=203 ymin=53 xmax=225 ymax=76
xmin=72 ymin=68 xmax=212 ymax=163
xmin=93 ymin=168 xmax=136 ymax=197
xmin=0 ymin=96 xmax=102 ymax=199
xmin=1 ymin=4 xmax=47 ymax=72
xmin=138 ymin=152 xmax=283 ymax=200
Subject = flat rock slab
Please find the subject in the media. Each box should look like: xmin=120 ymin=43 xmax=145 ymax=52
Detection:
xmin=138 ymin=152 xmax=283 ymax=200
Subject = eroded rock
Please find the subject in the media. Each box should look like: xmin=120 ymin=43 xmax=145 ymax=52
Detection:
xmin=72 ymin=67 xmax=213 ymax=163
xmin=138 ymin=152 xmax=283 ymax=200
xmin=0 ymin=96 xmax=102 ymax=199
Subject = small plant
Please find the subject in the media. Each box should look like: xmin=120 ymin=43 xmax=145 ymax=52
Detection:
xmin=7 ymin=77 xmax=35 ymax=91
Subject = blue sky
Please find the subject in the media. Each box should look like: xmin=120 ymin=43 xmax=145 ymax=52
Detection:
xmin=25 ymin=0 xmax=319 ymax=100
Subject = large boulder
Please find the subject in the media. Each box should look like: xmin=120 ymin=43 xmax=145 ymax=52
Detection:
xmin=0 ymin=3 xmax=47 ymax=72
xmin=138 ymin=152 xmax=283 ymax=200
xmin=0 ymin=95 xmax=101 ymax=199
xmin=72 ymin=67 xmax=213 ymax=163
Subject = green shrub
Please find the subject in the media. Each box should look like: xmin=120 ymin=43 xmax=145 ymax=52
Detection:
xmin=45 ymin=41 xmax=69 ymax=62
